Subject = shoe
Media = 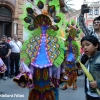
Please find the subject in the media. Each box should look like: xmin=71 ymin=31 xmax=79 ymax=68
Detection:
xmin=3 ymin=76 xmax=8 ymax=80
xmin=61 ymin=84 xmax=67 ymax=90
xmin=73 ymin=85 xmax=77 ymax=90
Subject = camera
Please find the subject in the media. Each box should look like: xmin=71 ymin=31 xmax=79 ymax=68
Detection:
xmin=81 ymin=4 xmax=90 ymax=14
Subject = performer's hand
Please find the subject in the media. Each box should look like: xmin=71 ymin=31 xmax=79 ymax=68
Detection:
xmin=89 ymin=81 xmax=98 ymax=89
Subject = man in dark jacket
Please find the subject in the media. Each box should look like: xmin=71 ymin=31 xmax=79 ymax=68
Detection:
xmin=0 ymin=35 xmax=11 ymax=80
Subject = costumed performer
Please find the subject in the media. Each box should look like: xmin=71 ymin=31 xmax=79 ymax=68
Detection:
xmin=61 ymin=20 xmax=82 ymax=90
xmin=13 ymin=0 xmax=65 ymax=100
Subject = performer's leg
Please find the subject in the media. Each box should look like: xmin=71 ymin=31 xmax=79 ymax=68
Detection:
xmin=62 ymin=82 xmax=67 ymax=90
xmin=52 ymin=87 xmax=59 ymax=100
xmin=73 ymin=79 xmax=77 ymax=90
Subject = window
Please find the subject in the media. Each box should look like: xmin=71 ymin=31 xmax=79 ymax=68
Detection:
xmin=0 ymin=7 xmax=12 ymax=17
xmin=94 ymin=8 xmax=99 ymax=15
xmin=89 ymin=9 xmax=93 ymax=15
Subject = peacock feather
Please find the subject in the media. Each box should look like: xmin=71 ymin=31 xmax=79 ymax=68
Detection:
xmin=64 ymin=19 xmax=82 ymax=65
xmin=20 ymin=0 xmax=65 ymax=68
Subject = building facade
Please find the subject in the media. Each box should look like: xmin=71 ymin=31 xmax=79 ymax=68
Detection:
xmin=0 ymin=0 xmax=26 ymax=39
xmin=86 ymin=1 xmax=100 ymax=30
xmin=66 ymin=0 xmax=100 ymax=31
xmin=0 ymin=0 xmax=66 ymax=39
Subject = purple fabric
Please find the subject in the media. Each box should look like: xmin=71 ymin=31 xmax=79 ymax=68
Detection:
xmin=0 ymin=65 xmax=7 ymax=73
xmin=13 ymin=72 xmax=34 ymax=89
xmin=49 ymin=65 xmax=61 ymax=79
xmin=0 ymin=58 xmax=7 ymax=73
xmin=29 ymin=65 xmax=34 ymax=75
xmin=49 ymin=65 xmax=61 ymax=88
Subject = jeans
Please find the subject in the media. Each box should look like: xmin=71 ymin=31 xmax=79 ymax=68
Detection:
xmin=2 ymin=57 xmax=9 ymax=76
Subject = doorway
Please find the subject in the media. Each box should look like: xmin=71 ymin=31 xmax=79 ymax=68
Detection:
xmin=0 ymin=21 xmax=12 ymax=39
xmin=0 ymin=6 xmax=12 ymax=39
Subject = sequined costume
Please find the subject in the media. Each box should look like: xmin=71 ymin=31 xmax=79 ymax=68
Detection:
xmin=13 ymin=0 xmax=65 ymax=100
xmin=61 ymin=20 xmax=81 ymax=90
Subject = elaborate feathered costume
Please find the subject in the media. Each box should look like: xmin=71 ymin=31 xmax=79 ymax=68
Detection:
xmin=61 ymin=20 xmax=81 ymax=90
xmin=13 ymin=0 xmax=65 ymax=100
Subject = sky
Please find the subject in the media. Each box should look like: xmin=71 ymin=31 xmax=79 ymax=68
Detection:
xmin=67 ymin=0 xmax=99 ymax=10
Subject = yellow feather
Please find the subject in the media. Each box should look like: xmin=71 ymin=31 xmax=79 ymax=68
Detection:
xmin=79 ymin=61 xmax=100 ymax=96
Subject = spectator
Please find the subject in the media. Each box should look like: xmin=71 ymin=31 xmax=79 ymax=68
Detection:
xmin=0 ymin=35 xmax=11 ymax=80
xmin=79 ymin=4 xmax=100 ymax=64
xmin=9 ymin=35 xmax=22 ymax=78
xmin=7 ymin=37 xmax=11 ymax=43
xmin=81 ymin=35 xmax=100 ymax=100
xmin=79 ymin=4 xmax=100 ymax=41
xmin=18 ymin=38 xmax=24 ymax=44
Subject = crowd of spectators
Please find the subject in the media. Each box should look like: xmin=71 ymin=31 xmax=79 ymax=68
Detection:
xmin=0 ymin=35 xmax=23 ymax=80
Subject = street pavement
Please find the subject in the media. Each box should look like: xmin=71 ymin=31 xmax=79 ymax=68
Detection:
xmin=59 ymin=74 xmax=85 ymax=100
xmin=0 ymin=75 xmax=85 ymax=100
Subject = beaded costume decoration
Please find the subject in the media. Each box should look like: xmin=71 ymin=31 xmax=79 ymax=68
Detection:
xmin=13 ymin=1 xmax=66 ymax=100
xmin=20 ymin=0 xmax=65 ymax=68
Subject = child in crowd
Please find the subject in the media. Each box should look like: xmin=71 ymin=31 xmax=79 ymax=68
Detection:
xmin=81 ymin=35 xmax=100 ymax=100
